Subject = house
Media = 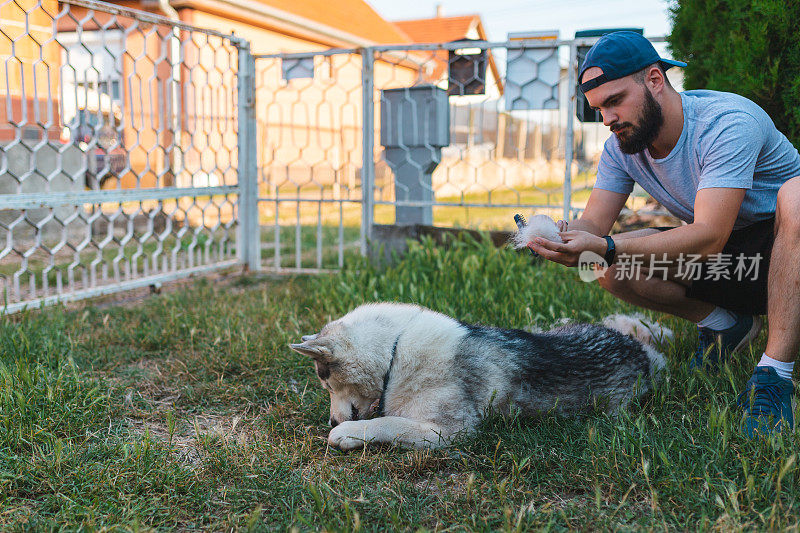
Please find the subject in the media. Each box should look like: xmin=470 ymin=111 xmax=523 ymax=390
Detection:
xmin=393 ymin=10 xmax=503 ymax=98
xmin=48 ymin=0 xmax=425 ymax=192
xmin=168 ymin=0 xmax=412 ymax=52
xmin=0 ymin=0 xmax=63 ymax=144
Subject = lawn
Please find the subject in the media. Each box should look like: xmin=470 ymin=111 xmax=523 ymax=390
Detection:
xmin=0 ymin=234 xmax=796 ymax=531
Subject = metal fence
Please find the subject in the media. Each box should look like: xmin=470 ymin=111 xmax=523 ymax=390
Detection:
xmin=1 ymin=0 xmax=666 ymax=311
xmin=252 ymin=38 xmax=640 ymax=273
xmin=254 ymin=49 xmax=365 ymax=272
xmin=0 ymin=0 xmax=257 ymax=313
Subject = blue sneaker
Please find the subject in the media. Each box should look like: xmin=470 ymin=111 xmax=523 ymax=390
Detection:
xmin=737 ymin=367 xmax=795 ymax=438
xmin=689 ymin=314 xmax=762 ymax=372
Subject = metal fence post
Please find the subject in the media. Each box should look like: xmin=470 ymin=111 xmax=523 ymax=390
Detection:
xmin=360 ymin=47 xmax=375 ymax=256
xmin=237 ymin=39 xmax=260 ymax=271
xmin=563 ymin=41 xmax=577 ymax=222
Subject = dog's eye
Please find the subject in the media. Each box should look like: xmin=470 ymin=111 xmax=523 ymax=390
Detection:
xmin=351 ymin=404 xmax=359 ymax=420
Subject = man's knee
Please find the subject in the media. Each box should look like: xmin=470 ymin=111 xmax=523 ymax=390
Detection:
xmin=776 ymin=176 xmax=800 ymax=233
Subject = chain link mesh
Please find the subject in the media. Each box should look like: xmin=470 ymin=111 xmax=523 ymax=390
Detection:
xmin=255 ymin=50 xmax=364 ymax=272
xmin=0 ymin=0 xmax=242 ymax=311
xmin=253 ymin=42 xmax=617 ymax=272
xmin=370 ymin=43 xmax=608 ymax=228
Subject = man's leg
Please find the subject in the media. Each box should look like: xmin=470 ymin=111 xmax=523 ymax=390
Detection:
xmin=597 ymin=265 xmax=714 ymax=322
xmin=601 ymin=228 xmax=715 ymax=320
xmin=597 ymin=228 xmax=760 ymax=370
xmin=596 ymin=228 xmax=709 ymax=319
xmin=739 ymin=176 xmax=800 ymax=437
xmin=763 ymin=177 xmax=800 ymax=362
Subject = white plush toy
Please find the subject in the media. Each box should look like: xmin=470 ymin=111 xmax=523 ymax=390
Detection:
xmin=512 ymin=214 xmax=563 ymax=250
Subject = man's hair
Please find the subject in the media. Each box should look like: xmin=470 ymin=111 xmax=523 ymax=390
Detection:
xmin=632 ymin=63 xmax=672 ymax=87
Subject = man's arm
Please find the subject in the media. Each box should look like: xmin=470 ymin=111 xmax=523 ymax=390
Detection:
xmin=613 ymin=187 xmax=745 ymax=259
xmin=531 ymin=187 xmax=745 ymax=266
xmin=559 ymin=188 xmax=629 ymax=235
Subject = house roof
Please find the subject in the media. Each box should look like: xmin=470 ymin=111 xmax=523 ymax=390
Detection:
xmin=392 ymin=14 xmax=503 ymax=95
xmin=393 ymin=15 xmax=480 ymax=44
xmin=166 ymin=0 xmax=412 ymax=47
xmin=252 ymin=0 xmax=412 ymax=45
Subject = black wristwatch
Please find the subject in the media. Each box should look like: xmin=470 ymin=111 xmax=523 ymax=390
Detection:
xmin=602 ymin=235 xmax=616 ymax=265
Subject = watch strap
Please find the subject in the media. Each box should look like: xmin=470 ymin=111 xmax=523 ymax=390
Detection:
xmin=602 ymin=235 xmax=616 ymax=265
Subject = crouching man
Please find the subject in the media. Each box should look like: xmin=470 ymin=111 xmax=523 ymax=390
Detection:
xmin=529 ymin=31 xmax=800 ymax=437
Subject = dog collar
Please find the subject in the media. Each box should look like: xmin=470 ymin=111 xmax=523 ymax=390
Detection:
xmin=376 ymin=334 xmax=401 ymax=417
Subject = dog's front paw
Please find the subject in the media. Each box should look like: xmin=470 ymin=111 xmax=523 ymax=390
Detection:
xmin=328 ymin=420 xmax=372 ymax=451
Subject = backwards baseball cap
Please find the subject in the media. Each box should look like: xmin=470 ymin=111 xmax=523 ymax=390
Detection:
xmin=578 ymin=31 xmax=687 ymax=93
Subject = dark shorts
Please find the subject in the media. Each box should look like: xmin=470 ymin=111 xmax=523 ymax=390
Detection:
xmin=655 ymin=218 xmax=774 ymax=315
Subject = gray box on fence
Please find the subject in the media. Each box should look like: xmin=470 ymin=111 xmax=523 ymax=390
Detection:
xmin=379 ymin=85 xmax=450 ymax=227
xmin=379 ymin=85 xmax=450 ymax=148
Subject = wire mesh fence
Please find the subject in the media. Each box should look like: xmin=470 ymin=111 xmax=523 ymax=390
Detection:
xmin=252 ymin=39 xmax=627 ymax=272
xmin=0 ymin=0 xmax=248 ymax=312
xmin=1 ymin=0 xmax=670 ymax=309
xmin=254 ymin=49 xmax=365 ymax=273
xmin=370 ymin=41 xmax=586 ymax=230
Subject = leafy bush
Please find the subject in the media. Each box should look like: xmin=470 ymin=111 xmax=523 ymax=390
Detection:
xmin=668 ymin=0 xmax=800 ymax=147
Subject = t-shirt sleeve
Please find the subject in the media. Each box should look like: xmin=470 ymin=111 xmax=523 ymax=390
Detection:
xmin=594 ymin=138 xmax=635 ymax=195
xmin=697 ymin=113 xmax=764 ymax=190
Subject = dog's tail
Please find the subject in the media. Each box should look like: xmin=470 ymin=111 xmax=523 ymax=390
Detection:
xmin=602 ymin=313 xmax=672 ymax=375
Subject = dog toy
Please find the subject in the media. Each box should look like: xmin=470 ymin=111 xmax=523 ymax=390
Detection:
xmin=511 ymin=213 xmax=563 ymax=250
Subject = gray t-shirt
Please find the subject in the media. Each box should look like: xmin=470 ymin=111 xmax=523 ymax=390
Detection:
xmin=595 ymin=90 xmax=800 ymax=229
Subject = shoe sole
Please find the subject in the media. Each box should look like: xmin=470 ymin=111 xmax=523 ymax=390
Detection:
xmin=731 ymin=315 xmax=763 ymax=354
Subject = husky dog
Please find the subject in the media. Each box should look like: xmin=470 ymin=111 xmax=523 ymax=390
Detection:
xmin=290 ymin=304 xmax=672 ymax=450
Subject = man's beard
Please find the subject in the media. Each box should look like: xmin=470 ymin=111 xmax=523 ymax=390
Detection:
xmin=612 ymin=87 xmax=664 ymax=155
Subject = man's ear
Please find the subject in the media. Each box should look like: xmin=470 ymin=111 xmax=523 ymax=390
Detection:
xmin=646 ymin=64 xmax=666 ymax=94
xmin=289 ymin=337 xmax=332 ymax=361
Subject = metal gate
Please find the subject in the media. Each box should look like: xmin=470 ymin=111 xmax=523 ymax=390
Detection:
xmin=251 ymin=37 xmax=638 ymax=273
xmin=254 ymin=49 xmax=365 ymax=273
xmin=1 ymin=0 xmax=668 ymax=311
xmin=0 ymin=0 xmax=256 ymax=313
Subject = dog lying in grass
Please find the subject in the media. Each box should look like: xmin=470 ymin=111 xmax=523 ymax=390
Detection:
xmin=290 ymin=303 xmax=672 ymax=450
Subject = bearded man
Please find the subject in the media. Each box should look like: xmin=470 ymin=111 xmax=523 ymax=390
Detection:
xmin=528 ymin=31 xmax=800 ymax=437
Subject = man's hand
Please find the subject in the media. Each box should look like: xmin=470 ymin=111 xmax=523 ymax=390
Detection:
xmin=555 ymin=219 xmax=569 ymax=232
xmin=527 ymin=230 xmax=607 ymax=267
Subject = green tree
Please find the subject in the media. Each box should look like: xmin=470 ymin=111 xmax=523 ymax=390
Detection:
xmin=668 ymin=0 xmax=800 ymax=147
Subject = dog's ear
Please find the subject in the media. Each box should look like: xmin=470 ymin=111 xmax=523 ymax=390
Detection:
xmin=289 ymin=337 xmax=332 ymax=361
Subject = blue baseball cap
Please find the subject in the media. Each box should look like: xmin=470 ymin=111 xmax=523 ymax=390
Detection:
xmin=578 ymin=31 xmax=687 ymax=93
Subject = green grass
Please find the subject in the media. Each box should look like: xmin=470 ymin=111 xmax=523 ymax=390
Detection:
xmin=1 ymin=234 xmax=797 ymax=530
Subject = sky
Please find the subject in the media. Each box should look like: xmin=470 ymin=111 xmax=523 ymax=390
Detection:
xmin=367 ymin=0 xmax=674 ymax=47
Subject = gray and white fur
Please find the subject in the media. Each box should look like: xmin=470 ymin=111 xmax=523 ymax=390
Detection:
xmin=290 ymin=303 xmax=671 ymax=451
xmin=511 ymin=214 xmax=563 ymax=248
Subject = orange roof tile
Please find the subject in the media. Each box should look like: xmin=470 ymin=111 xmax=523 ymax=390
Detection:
xmin=393 ymin=15 xmax=503 ymax=95
xmin=256 ymin=0 xmax=412 ymax=44
xmin=393 ymin=15 xmax=479 ymax=44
